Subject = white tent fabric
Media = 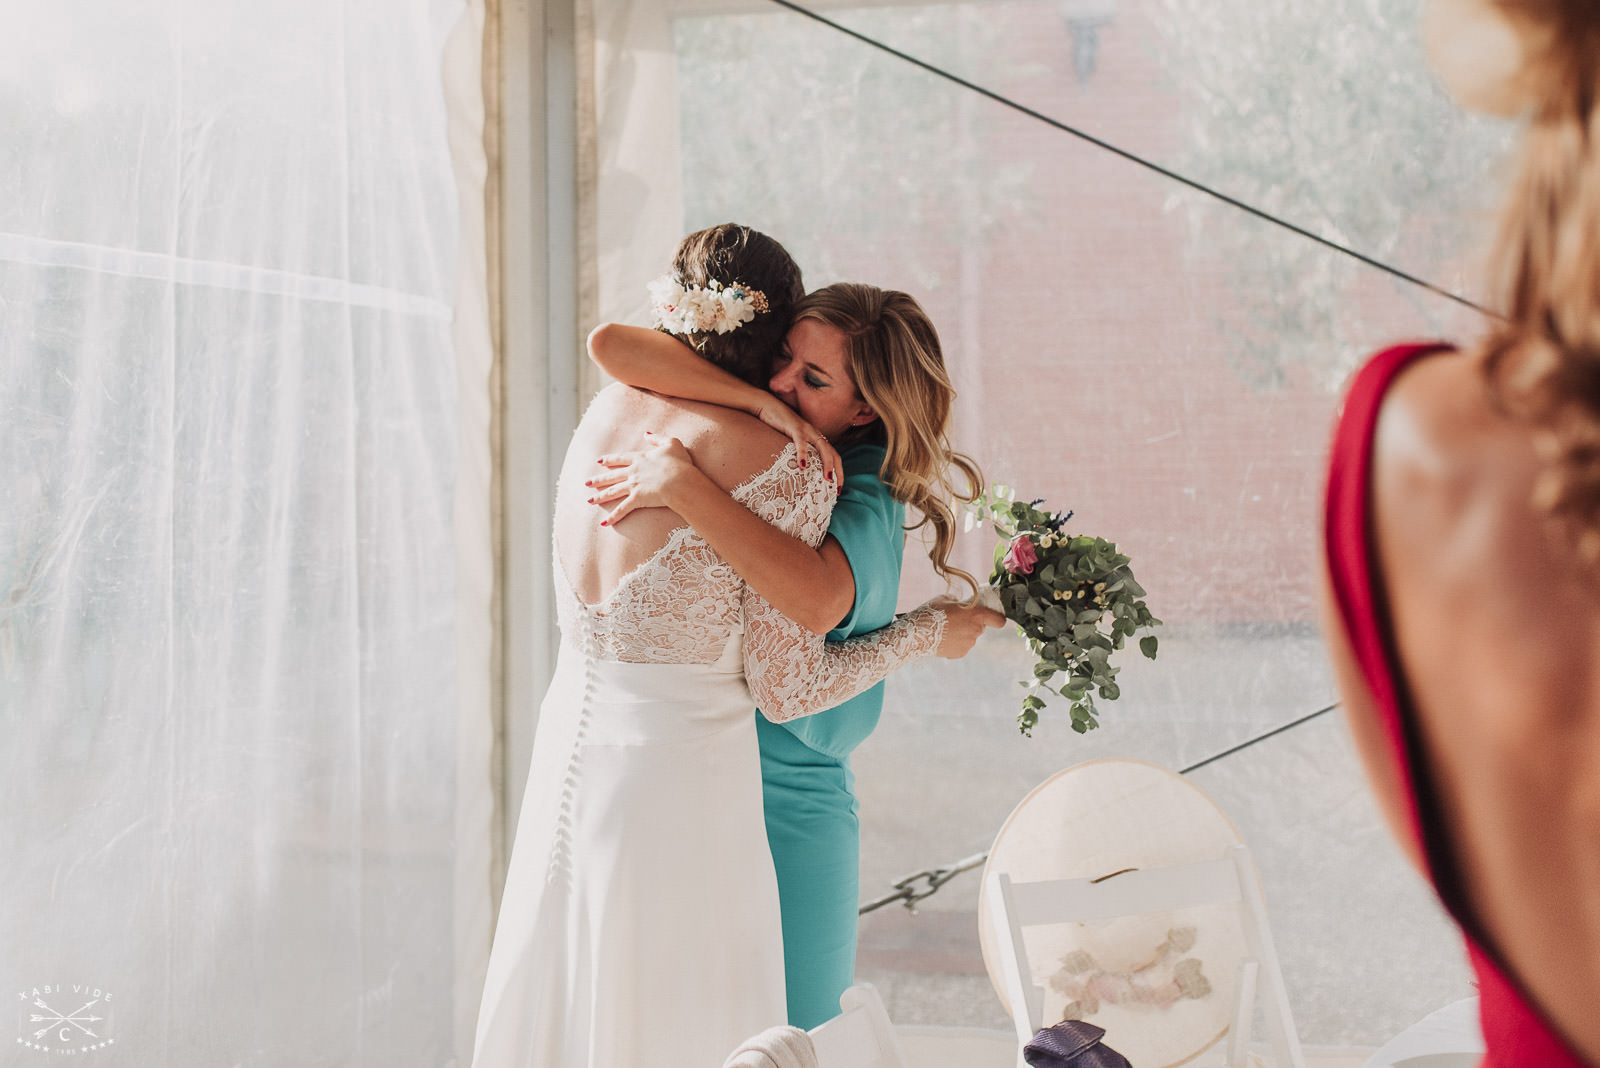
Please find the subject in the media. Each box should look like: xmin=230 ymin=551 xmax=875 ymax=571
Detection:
xmin=587 ymin=0 xmax=687 ymax=331
xmin=3 ymin=1 xmax=493 ymax=1063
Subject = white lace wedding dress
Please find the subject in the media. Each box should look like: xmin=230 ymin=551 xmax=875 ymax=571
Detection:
xmin=471 ymin=444 xmax=946 ymax=1068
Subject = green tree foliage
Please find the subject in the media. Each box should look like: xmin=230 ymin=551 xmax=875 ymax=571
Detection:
xmin=1150 ymin=0 xmax=1515 ymax=388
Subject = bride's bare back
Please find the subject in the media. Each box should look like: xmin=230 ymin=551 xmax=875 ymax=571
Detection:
xmin=555 ymin=383 xmax=792 ymax=609
xmin=549 ymin=381 xmax=947 ymax=721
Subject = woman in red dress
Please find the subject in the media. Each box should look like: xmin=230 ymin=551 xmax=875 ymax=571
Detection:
xmin=1322 ymin=3 xmax=1600 ymax=1065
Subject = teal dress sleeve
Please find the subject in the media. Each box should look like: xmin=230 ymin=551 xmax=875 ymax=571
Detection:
xmin=776 ymin=443 xmax=906 ymax=759
xmin=756 ymin=442 xmax=906 ymax=1028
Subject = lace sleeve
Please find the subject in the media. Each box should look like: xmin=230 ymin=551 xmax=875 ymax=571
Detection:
xmin=742 ymin=591 xmax=947 ymax=723
xmin=731 ymin=442 xmax=947 ymax=721
xmin=735 ymin=443 xmax=836 ymax=551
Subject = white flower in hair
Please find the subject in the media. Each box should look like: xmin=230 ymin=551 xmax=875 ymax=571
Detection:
xmin=647 ymin=275 xmax=687 ymax=314
xmin=714 ymin=284 xmax=759 ymax=332
xmin=649 ymin=275 xmax=770 ymax=336
xmin=683 ymin=287 xmax=720 ymax=332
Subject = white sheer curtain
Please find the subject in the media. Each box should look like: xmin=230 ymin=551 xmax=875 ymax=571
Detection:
xmin=2 ymin=2 xmax=493 ymax=1064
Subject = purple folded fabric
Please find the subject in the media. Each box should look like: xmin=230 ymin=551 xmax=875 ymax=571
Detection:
xmin=1023 ymin=1021 xmax=1133 ymax=1068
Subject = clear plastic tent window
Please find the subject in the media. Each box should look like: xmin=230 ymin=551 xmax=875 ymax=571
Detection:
xmin=594 ymin=0 xmax=1512 ymax=1046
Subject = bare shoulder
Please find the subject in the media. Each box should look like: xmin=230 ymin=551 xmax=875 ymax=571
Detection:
xmin=582 ymin=385 xmax=792 ymax=490
xmin=1375 ymin=348 xmax=1513 ymax=493
xmin=573 ymin=378 xmax=825 ymax=503
xmin=573 ymin=381 xmax=646 ymax=432
xmin=1373 ymin=344 xmax=1600 ymax=722
xmin=668 ymin=396 xmax=793 ymax=490
xmin=1373 ymin=348 xmax=1541 ymax=565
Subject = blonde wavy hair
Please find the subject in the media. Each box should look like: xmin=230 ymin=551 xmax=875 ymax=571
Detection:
xmin=1476 ymin=0 xmax=1600 ymax=558
xmin=792 ymin=283 xmax=983 ymax=594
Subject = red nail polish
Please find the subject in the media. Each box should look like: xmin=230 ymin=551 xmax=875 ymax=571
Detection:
xmin=586 ymin=497 xmax=594 ymax=504
xmin=599 ymin=519 xmax=608 ymax=527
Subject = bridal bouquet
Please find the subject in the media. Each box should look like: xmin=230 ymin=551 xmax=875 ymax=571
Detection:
xmin=970 ymin=488 xmax=1161 ymax=736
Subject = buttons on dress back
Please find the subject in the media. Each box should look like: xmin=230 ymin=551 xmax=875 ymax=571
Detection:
xmin=545 ymin=660 xmax=595 ymax=888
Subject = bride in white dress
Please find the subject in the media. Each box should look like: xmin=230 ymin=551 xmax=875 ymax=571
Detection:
xmin=471 ymin=225 xmax=998 ymax=1068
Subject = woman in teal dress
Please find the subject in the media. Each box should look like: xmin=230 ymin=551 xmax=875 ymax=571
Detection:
xmin=586 ymin=281 xmax=993 ymax=1028
xmin=753 ymin=436 xmax=904 ymax=1027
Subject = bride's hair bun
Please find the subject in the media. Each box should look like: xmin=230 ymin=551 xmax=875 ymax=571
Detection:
xmin=662 ymin=224 xmax=803 ymax=387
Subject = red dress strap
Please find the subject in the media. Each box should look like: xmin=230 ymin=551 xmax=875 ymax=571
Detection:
xmin=1323 ymin=342 xmax=1448 ymax=853
xmin=1323 ymin=342 xmax=1594 ymax=1068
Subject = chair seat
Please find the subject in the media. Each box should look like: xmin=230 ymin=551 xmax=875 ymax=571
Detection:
xmin=981 ymin=760 xmax=1306 ymax=1068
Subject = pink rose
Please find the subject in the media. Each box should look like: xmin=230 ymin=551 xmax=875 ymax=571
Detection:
xmin=1002 ymin=534 xmax=1038 ymax=575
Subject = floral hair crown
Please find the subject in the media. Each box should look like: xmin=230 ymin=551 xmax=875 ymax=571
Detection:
xmin=648 ymin=275 xmax=770 ymax=336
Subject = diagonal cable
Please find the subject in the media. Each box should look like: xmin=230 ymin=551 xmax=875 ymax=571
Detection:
xmin=764 ymin=0 xmax=1496 ymax=319
xmin=1179 ymin=702 xmax=1339 ymax=775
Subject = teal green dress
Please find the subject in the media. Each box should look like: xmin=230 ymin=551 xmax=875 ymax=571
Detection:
xmin=755 ymin=442 xmax=905 ymax=1029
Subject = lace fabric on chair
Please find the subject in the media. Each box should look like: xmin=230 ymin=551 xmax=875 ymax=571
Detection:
xmin=553 ymin=443 xmax=946 ymax=720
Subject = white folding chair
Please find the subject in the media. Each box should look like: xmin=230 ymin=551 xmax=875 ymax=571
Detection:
xmin=807 ymin=983 xmax=909 ymax=1068
xmin=986 ymin=843 xmax=1304 ymax=1068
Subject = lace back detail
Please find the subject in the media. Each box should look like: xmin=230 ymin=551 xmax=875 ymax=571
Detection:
xmin=554 ymin=445 xmax=835 ymax=664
